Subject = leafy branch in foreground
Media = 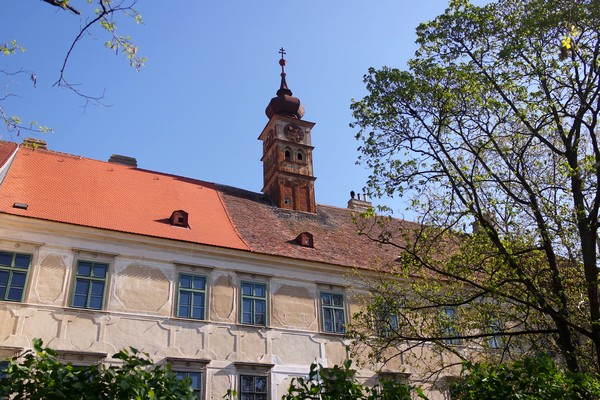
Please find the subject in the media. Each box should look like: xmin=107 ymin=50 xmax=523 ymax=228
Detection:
xmin=0 ymin=338 xmax=195 ymax=400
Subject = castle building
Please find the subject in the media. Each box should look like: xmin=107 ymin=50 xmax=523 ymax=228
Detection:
xmin=0 ymin=53 xmax=445 ymax=399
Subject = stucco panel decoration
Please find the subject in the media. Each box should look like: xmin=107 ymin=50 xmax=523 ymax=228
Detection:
xmin=114 ymin=264 xmax=170 ymax=314
xmin=271 ymin=284 xmax=317 ymax=329
xmin=35 ymin=254 xmax=67 ymax=304
xmin=105 ymin=318 xmax=169 ymax=354
xmin=272 ymin=333 xmax=321 ymax=365
xmin=208 ymin=326 xmax=236 ymax=359
xmin=211 ymin=274 xmax=235 ymax=321
xmin=239 ymin=330 xmax=268 ymax=361
xmin=174 ymin=324 xmax=207 ymax=356
xmin=66 ymin=315 xmax=99 ymax=350
xmin=0 ymin=308 xmax=15 ymax=342
xmin=22 ymin=310 xmax=60 ymax=345
xmin=324 ymin=339 xmax=348 ymax=367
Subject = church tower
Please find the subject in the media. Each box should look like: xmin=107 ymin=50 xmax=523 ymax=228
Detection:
xmin=259 ymin=49 xmax=316 ymax=213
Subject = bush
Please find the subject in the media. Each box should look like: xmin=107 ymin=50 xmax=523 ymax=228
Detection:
xmin=451 ymin=355 xmax=600 ymax=400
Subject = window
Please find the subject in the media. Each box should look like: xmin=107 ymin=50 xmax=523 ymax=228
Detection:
xmin=376 ymin=309 xmax=399 ymax=338
xmin=72 ymin=260 xmax=108 ymax=310
xmin=240 ymin=375 xmax=268 ymax=400
xmin=320 ymin=292 xmax=346 ymax=334
xmin=284 ymin=149 xmax=291 ymax=161
xmin=176 ymin=370 xmax=203 ymax=399
xmin=486 ymin=318 xmax=503 ymax=349
xmin=240 ymin=282 xmax=267 ymax=326
xmin=296 ymin=151 xmax=303 ymax=162
xmin=0 ymin=251 xmax=31 ymax=302
xmin=441 ymin=307 xmax=461 ymax=345
xmin=177 ymin=274 xmax=206 ymax=320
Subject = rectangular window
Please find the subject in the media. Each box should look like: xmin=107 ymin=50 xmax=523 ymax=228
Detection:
xmin=377 ymin=312 xmax=399 ymax=338
xmin=175 ymin=370 xmax=203 ymax=399
xmin=0 ymin=251 xmax=31 ymax=302
xmin=240 ymin=375 xmax=268 ymax=400
xmin=177 ymin=274 xmax=206 ymax=320
xmin=240 ymin=282 xmax=267 ymax=326
xmin=72 ymin=260 xmax=108 ymax=310
xmin=320 ymin=292 xmax=346 ymax=334
xmin=442 ymin=307 xmax=461 ymax=345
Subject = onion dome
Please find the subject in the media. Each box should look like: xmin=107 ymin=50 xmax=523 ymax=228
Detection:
xmin=265 ymin=48 xmax=305 ymax=120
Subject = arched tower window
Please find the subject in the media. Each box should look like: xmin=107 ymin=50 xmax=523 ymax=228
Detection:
xmin=284 ymin=148 xmax=291 ymax=161
xmin=297 ymin=151 xmax=304 ymax=162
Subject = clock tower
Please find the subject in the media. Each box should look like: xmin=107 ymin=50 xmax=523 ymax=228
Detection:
xmin=259 ymin=49 xmax=316 ymax=213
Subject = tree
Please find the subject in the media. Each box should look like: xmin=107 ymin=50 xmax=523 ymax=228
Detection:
xmin=0 ymin=338 xmax=195 ymax=399
xmin=282 ymin=360 xmax=427 ymax=400
xmin=451 ymin=355 xmax=600 ymax=400
xmin=1 ymin=0 xmax=146 ymax=135
xmin=350 ymin=0 xmax=600 ymax=374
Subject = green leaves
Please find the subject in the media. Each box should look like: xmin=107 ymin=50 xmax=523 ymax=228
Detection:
xmin=283 ymin=360 xmax=427 ymax=400
xmin=452 ymin=355 xmax=600 ymax=400
xmin=0 ymin=339 xmax=196 ymax=400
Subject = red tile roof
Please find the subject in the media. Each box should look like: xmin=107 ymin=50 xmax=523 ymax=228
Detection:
xmin=0 ymin=141 xmax=249 ymax=251
xmin=0 ymin=140 xmax=406 ymax=268
xmin=218 ymin=184 xmax=408 ymax=269
xmin=0 ymin=141 xmax=17 ymax=169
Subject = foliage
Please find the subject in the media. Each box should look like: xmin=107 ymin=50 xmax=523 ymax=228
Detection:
xmin=282 ymin=359 xmax=428 ymax=400
xmin=451 ymin=355 xmax=600 ymax=400
xmin=0 ymin=338 xmax=195 ymax=400
xmin=350 ymin=0 xmax=600 ymax=374
xmin=1 ymin=0 xmax=146 ymax=135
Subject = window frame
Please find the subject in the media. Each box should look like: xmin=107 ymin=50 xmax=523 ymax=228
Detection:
xmin=70 ymin=259 xmax=109 ymax=310
xmin=167 ymin=357 xmax=209 ymax=400
xmin=239 ymin=374 xmax=269 ymax=400
xmin=176 ymin=273 xmax=207 ymax=320
xmin=175 ymin=370 xmax=204 ymax=399
xmin=240 ymin=281 xmax=268 ymax=326
xmin=0 ymin=251 xmax=32 ymax=303
xmin=320 ymin=291 xmax=347 ymax=334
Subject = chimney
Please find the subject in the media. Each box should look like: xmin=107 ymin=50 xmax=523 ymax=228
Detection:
xmin=22 ymin=138 xmax=48 ymax=150
xmin=347 ymin=191 xmax=372 ymax=212
xmin=108 ymin=154 xmax=137 ymax=168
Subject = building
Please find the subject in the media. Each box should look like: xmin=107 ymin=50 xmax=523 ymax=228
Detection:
xmin=0 ymin=55 xmax=446 ymax=399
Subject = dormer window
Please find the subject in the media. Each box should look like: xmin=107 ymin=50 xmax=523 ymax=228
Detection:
xmin=170 ymin=210 xmax=189 ymax=228
xmin=295 ymin=232 xmax=314 ymax=248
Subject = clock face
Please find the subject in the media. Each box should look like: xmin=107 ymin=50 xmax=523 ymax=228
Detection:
xmin=284 ymin=124 xmax=304 ymax=143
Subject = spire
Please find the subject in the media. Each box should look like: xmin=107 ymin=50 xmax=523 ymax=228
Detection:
xmin=277 ymin=47 xmax=292 ymax=96
xmin=265 ymin=48 xmax=305 ymax=120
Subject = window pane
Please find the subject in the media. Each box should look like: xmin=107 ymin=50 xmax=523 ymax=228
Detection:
xmin=241 ymin=376 xmax=253 ymax=392
xmin=242 ymin=283 xmax=252 ymax=296
xmin=192 ymin=305 xmax=204 ymax=319
xmin=323 ymin=308 xmax=333 ymax=332
xmin=14 ymin=254 xmax=31 ymax=269
xmin=180 ymin=274 xmax=192 ymax=289
xmin=254 ymin=284 xmax=265 ymax=298
xmin=77 ymin=261 xmax=92 ymax=277
xmin=193 ymin=276 xmax=205 ymax=290
xmin=321 ymin=293 xmax=331 ymax=306
xmin=189 ymin=372 xmax=202 ymax=390
xmin=92 ymin=263 xmax=107 ymax=278
xmin=89 ymin=294 xmax=103 ymax=309
xmin=7 ymin=286 xmax=23 ymax=301
xmin=0 ymin=253 xmax=12 ymax=267
xmin=90 ymin=281 xmax=105 ymax=296
xmin=74 ymin=279 xmax=89 ymax=296
xmin=333 ymin=294 xmax=344 ymax=307
xmin=255 ymin=376 xmax=267 ymax=392
xmin=73 ymin=293 xmax=87 ymax=308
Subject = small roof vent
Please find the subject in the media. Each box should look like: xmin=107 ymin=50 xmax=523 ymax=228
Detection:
xmin=108 ymin=154 xmax=137 ymax=168
xmin=22 ymin=138 xmax=47 ymax=150
xmin=347 ymin=191 xmax=372 ymax=212
xmin=170 ymin=210 xmax=189 ymax=228
xmin=13 ymin=202 xmax=28 ymax=210
xmin=295 ymin=232 xmax=314 ymax=248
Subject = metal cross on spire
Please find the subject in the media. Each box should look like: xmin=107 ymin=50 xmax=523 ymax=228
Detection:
xmin=279 ymin=47 xmax=287 ymax=74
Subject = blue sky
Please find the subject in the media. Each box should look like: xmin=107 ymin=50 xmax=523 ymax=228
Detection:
xmin=1 ymin=1 xmax=489 ymax=217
